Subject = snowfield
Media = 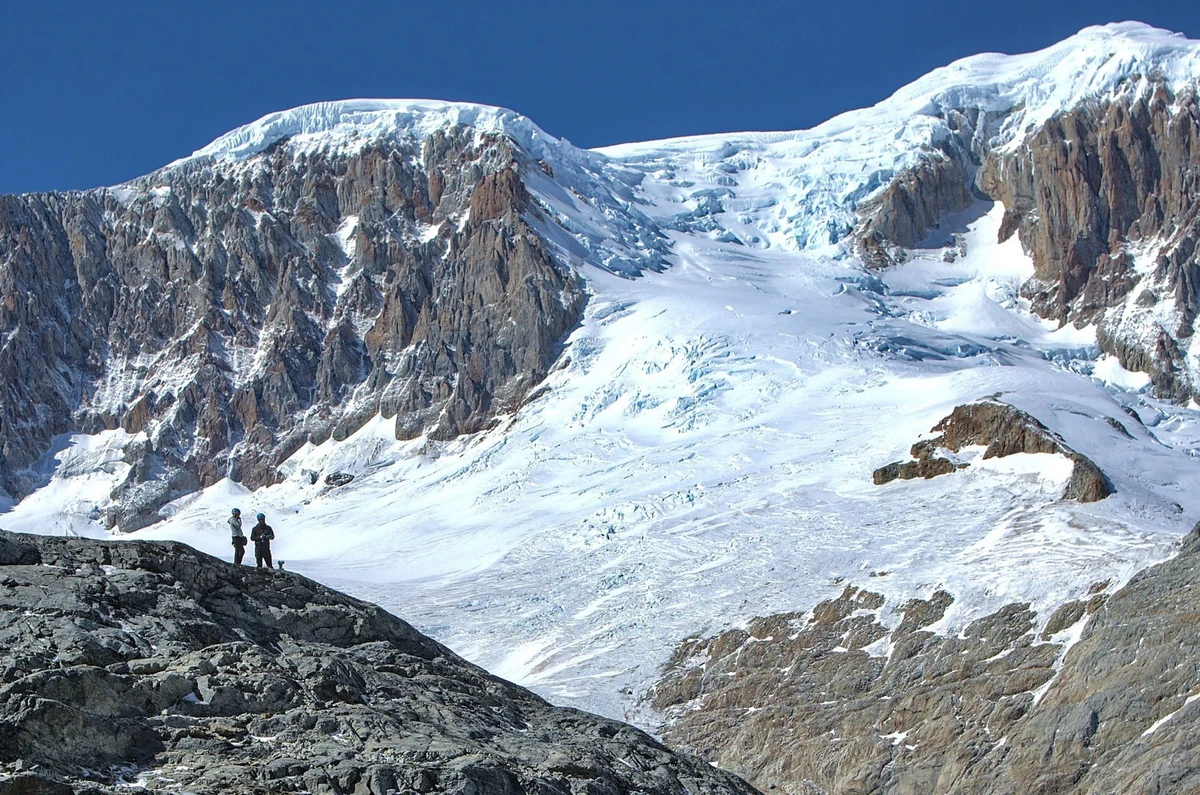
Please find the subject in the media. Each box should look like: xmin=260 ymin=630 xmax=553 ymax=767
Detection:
xmin=6 ymin=21 xmax=1200 ymax=726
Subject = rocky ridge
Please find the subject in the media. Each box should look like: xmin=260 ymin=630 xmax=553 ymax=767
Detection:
xmin=650 ymin=526 xmax=1200 ymax=795
xmin=982 ymin=83 xmax=1200 ymax=403
xmin=0 ymin=529 xmax=756 ymax=795
xmin=872 ymin=400 xmax=1112 ymax=502
xmin=0 ymin=104 xmax=664 ymax=531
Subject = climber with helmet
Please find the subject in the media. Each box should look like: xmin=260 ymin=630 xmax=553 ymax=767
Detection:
xmin=250 ymin=512 xmax=276 ymax=569
xmin=229 ymin=508 xmax=247 ymax=565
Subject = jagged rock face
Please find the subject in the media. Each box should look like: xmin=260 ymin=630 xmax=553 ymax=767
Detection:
xmin=0 ymin=530 xmax=757 ymax=795
xmin=652 ymin=526 xmax=1200 ymax=794
xmin=855 ymin=147 xmax=976 ymax=267
xmin=981 ymin=84 xmax=1200 ymax=402
xmin=872 ymin=400 xmax=1112 ymax=502
xmin=980 ymin=84 xmax=1200 ymax=321
xmin=857 ymin=82 xmax=1200 ymax=402
xmin=0 ymin=127 xmax=585 ymax=529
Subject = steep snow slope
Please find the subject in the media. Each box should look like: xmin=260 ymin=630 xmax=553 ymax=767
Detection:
xmin=6 ymin=22 xmax=1200 ymax=726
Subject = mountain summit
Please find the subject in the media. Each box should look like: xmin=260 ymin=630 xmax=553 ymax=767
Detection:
xmin=178 ymin=100 xmax=554 ymax=164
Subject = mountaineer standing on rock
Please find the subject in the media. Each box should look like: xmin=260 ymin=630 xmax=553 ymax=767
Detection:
xmin=229 ymin=508 xmax=246 ymax=565
xmin=250 ymin=513 xmax=275 ymax=569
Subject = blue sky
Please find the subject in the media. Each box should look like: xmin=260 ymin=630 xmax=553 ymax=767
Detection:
xmin=3 ymin=1 xmax=1198 ymax=194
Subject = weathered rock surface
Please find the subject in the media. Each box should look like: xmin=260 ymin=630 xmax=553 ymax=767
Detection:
xmin=872 ymin=400 xmax=1112 ymax=502
xmin=855 ymin=130 xmax=979 ymax=268
xmin=651 ymin=525 xmax=1200 ymax=794
xmin=986 ymin=85 xmax=1200 ymax=402
xmin=0 ymin=529 xmax=756 ymax=795
xmin=0 ymin=126 xmax=588 ymax=529
xmin=855 ymin=80 xmax=1200 ymax=403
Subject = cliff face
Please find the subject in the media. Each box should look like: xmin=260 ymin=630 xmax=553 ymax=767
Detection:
xmin=981 ymin=82 xmax=1200 ymax=401
xmin=0 ymin=529 xmax=757 ymax=795
xmin=980 ymin=83 xmax=1200 ymax=321
xmin=855 ymin=79 xmax=1200 ymax=403
xmin=0 ymin=125 xmax=590 ymax=529
xmin=651 ymin=527 xmax=1200 ymax=795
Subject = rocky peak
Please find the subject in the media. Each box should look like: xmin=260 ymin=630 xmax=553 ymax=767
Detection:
xmin=0 ymin=125 xmax=583 ymax=529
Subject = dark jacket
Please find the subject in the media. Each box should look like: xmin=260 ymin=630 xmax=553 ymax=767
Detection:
xmin=250 ymin=521 xmax=274 ymax=546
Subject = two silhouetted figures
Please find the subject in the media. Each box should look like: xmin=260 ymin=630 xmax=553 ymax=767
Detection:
xmin=230 ymin=508 xmax=275 ymax=568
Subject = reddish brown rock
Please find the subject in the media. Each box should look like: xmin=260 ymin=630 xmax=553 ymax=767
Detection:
xmin=979 ymin=84 xmax=1200 ymax=401
xmin=873 ymin=400 xmax=1112 ymax=502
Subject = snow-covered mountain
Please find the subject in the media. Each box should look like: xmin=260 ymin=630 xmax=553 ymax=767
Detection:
xmin=0 ymin=99 xmax=667 ymax=530
xmin=4 ymin=19 xmax=1200 ymax=793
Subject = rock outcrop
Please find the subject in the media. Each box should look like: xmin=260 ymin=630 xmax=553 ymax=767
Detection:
xmin=0 ymin=125 xmax=588 ymax=529
xmin=0 ymin=529 xmax=756 ymax=795
xmin=651 ymin=525 xmax=1200 ymax=794
xmin=872 ymin=400 xmax=1112 ymax=502
xmin=855 ymin=133 xmax=978 ymax=267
